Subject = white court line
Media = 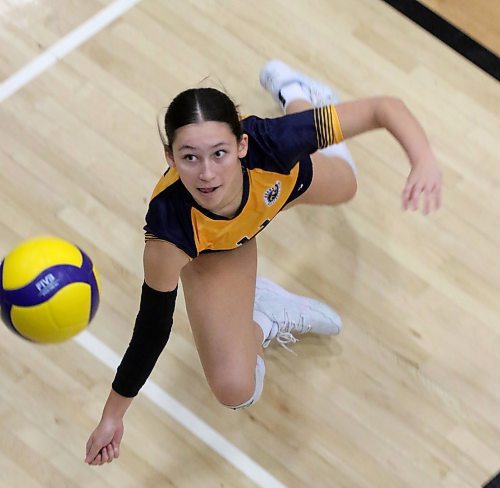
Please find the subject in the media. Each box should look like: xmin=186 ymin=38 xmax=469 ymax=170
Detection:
xmin=75 ymin=331 xmax=287 ymax=488
xmin=0 ymin=0 xmax=141 ymax=102
xmin=1 ymin=1 xmax=287 ymax=486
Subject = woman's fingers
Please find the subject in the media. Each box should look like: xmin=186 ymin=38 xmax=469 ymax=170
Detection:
xmin=106 ymin=444 xmax=115 ymax=463
xmin=402 ymin=182 xmax=415 ymax=210
xmin=85 ymin=417 xmax=124 ymax=466
xmin=87 ymin=444 xmax=117 ymax=466
xmin=85 ymin=438 xmax=100 ymax=464
xmin=423 ymin=187 xmax=432 ymax=215
xmin=90 ymin=453 xmax=102 ymax=466
xmin=112 ymin=440 xmax=120 ymax=459
xmin=412 ymin=187 xmax=420 ymax=211
xmin=403 ymin=177 xmax=441 ymax=214
xmin=403 ymin=159 xmax=442 ymax=214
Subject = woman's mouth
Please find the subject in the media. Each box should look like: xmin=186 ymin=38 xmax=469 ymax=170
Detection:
xmin=198 ymin=186 xmax=219 ymax=194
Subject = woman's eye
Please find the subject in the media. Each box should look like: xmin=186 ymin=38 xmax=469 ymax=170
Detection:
xmin=214 ymin=150 xmax=226 ymax=158
xmin=183 ymin=154 xmax=197 ymax=162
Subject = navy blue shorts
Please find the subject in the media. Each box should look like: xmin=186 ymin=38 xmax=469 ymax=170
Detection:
xmin=284 ymin=155 xmax=313 ymax=205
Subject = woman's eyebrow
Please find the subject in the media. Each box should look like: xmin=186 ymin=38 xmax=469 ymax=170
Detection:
xmin=178 ymin=142 xmax=228 ymax=151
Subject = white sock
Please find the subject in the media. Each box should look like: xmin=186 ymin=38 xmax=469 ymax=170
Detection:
xmin=253 ymin=310 xmax=277 ymax=346
xmin=279 ymin=82 xmax=310 ymax=110
xmin=319 ymin=143 xmax=357 ymax=175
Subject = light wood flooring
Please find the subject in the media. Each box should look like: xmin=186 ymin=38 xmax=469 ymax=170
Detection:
xmin=0 ymin=0 xmax=499 ymax=486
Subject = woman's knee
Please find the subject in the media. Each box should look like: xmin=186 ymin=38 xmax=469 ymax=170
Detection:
xmin=294 ymin=154 xmax=358 ymax=207
xmin=342 ymin=173 xmax=357 ymax=203
xmin=210 ymin=355 xmax=266 ymax=409
xmin=332 ymin=157 xmax=357 ymax=204
xmin=211 ymin=373 xmax=256 ymax=407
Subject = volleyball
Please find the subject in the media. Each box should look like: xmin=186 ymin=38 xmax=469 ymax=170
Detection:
xmin=0 ymin=236 xmax=100 ymax=343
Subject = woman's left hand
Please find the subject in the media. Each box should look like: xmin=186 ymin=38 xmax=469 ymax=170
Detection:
xmin=402 ymin=156 xmax=442 ymax=214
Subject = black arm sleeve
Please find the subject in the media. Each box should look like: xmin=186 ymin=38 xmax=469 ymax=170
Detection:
xmin=112 ymin=282 xmax=178 ymax=398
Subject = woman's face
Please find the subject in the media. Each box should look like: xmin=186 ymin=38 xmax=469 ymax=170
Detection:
xmin=166 ymin=121 xmax=248 ymax=217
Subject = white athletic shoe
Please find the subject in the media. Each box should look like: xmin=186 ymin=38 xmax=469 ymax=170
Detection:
xmin=254 ymin=277 xmax=342 ymax=351
xmin=259 ymin=59 xmax=339 ymax=108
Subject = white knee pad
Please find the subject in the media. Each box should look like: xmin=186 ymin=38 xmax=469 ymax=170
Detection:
xmin=230 ymin=355 xmax=266 ymax=410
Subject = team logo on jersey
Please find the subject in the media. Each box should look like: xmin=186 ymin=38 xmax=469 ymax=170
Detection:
xmin=264 ymin=181 xmax=281 ymax=206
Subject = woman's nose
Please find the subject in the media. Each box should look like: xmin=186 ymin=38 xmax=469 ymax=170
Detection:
xmin=199 ymin=160 xmax=215 ymax=180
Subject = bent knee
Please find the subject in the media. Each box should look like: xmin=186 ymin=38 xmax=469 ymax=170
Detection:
xmin=324 ymin=167 xmax=357 ymax=206
xmin=342 ymin=174 xmax=357 ymax=203
xmin=210 ymin=375 xmax=255 ymax=408
xmin=297 ymin=155 xmax=358 ymax=207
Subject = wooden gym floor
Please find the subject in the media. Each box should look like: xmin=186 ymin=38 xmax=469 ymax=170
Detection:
xmin=0 ymin=0 xmax=499 ymax=486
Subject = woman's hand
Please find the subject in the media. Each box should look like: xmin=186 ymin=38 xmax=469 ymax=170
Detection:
xmin=85 ymin=416 xmax=124 ymax=466
xmin=337 ymin=97 xmax=443 ymax=215
xmin=402 ymin=155 xmax=442 ymax=214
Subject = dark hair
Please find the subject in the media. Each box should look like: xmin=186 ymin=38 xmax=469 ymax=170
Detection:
xmin=158 ymin=88 xmax=243 ymax=148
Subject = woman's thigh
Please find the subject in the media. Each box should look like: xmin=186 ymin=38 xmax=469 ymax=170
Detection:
xmin=289 ymin=153 xmax=357 ymax=208
xmin=180 ymin=239 xmax=261 ymax=403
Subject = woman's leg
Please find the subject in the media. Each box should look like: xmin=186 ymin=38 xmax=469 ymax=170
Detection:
xmin=285 ymin=99 xmax=358 ymax=208
xmin=259 ymin=60 xmax=358 ymax=208
xmin=180 ymin=239 xmax=265 ymax=408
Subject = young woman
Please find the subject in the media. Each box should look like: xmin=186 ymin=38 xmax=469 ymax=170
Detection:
xmin=85 ymin=60 xmax=442 ymax=465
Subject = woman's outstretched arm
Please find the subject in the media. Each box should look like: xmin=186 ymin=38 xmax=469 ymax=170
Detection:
xmin=336 ymin=97 xmax=442 ymax=214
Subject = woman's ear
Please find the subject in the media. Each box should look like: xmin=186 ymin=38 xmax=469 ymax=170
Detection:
xmin=237 ymin=134 xmax=249 ymax=159
xmin=164 ymin=147 xmax=176 ymax=168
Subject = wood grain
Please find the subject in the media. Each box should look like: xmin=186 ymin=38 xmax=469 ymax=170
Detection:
xmin=0 ymin=0 xmax=499 ymax=486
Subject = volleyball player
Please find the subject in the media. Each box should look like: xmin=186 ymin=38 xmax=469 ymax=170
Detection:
xmin=85 ymin=60 xmax=441 ymax=465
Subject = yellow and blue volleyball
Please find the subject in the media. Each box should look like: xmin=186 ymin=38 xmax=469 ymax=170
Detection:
xmin=0 ymin=236 xmax=100 ymax=343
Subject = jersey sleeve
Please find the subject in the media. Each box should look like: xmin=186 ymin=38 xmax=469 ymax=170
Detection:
xmin=242 ymin=105 xmax=344 ymax=172
xmin=144 ymin=185 xmax=198 ymax=259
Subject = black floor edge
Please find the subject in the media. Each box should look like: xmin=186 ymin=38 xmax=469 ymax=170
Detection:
xmin=381 ymin=0 xmax=500 ymax=81
xmin=484 ymin=471 xmax=500 ymax=488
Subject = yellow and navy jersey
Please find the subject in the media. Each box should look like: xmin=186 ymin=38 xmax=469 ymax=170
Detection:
xmin=144 ymin=105 xmax=343 ymax=258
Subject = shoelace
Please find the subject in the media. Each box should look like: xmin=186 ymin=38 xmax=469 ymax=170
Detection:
xmin=273 ymin=311 xmax=312 ymax=353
